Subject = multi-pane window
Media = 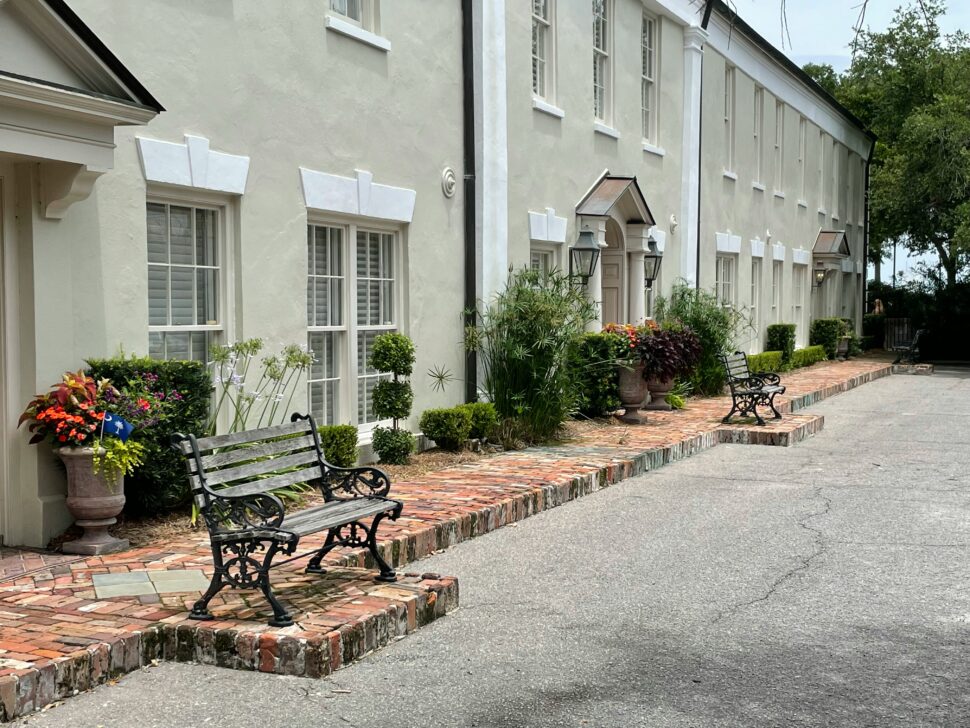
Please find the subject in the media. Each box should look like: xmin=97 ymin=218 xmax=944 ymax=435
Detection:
xmin=530 ymin=247 xmax=556 ymax=276
xmin=724 ymin=66 xmax=735 ymax=171
xmin=715 ymin=255 xmax=736 ymax=308
xmin=307 ymin=225 xmax=345 ymax=425
xmin=592 ymin=0 xmax=610 ymax=121
xmin=532 ymin=0 xmax=553 ymax=100
xmin=841 ymin=272 xmax=853 ymax=318
xmin=750 ymin=258 xmax=762 ymax=329
xmin=793 ymin=264 xmax=806 ymax=336
xmin=753 ymin=86 xmax=764 ymax=184
xmin=772 ymin=261 xmax=782 ymax=321
xmin=774 ymin=100 xmax=784 ymax=191
xmin=306 ymin=224 xmax=399 ymax=429
xmin=330 ymin=0 xmax=361 ymax=22
xmin=798 ymin=116 xmax=807 ymax=200
xmin=641 ymin=13 xmax=657 ymax=142
xmin=819 ymin=131 xmax=827 ymax=209
xmin=147 ymin=202 xmax=220 ymax=362
xmin=356 ymin=230 xmax=396 ymax=425
xmin=858 ymin=157 xmax=866 ymax=225
xmin=832 ymin=139 xmax=840 ymax=217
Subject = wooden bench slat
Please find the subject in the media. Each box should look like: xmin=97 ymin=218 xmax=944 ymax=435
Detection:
xmin=202 ymin=449 xmax=321 ymax=486
xmin=214 ymin=465 xmax=323 ymax=499
xmin=194 ymin=435 xmax=318 ymax=471
xmin=192 ymin=420 xmax=311 ymax=451
xmin=283 ymin=499 xmax=395 ymax=536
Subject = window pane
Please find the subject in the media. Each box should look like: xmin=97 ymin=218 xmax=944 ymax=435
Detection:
xmin=169 ymin=206 xmax=194 ymax=265
xmin=165 ymin=332 xmax=190 ymax=361
xmin=147 ymin=203 xmax=168 ymax=264
xmin=190 ymin=331 xmax=209 ymax=363
xmin=315 ymin=278 xmax=329 ymax=326
xmin=149 ymin=332 xmax=164 ymax=360
xmin=170 ymin=267 xmax=195 ymax=325
xmin=197 ymin=268 xmax=217 ymax=325
xmin=196 ymin=209 xmax=217 ymax=266
xmin=148 ymin=265 xmax=169 ymax=326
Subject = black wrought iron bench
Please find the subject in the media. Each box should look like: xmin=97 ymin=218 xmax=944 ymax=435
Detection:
xmin=892 ymin=328 xmax=926 ymax=365
xmin=172 ymin=413 xmax=402 ymax=627
xmin=719 ymin=351 xmax=786 ymax=426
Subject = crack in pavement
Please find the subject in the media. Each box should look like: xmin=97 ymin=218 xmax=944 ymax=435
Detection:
xmin=712 ymin=486 xmax=832 ymax=624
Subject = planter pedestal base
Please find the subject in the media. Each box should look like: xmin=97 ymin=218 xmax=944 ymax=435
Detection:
xmin=617 ymin=407 xmax=647 ymax=425
xmin=62 ymin=518 xmax=129 ymax=555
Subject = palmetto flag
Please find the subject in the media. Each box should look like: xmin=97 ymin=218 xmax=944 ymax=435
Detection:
xmin=102 ymin=412 xmax=134 ymax=442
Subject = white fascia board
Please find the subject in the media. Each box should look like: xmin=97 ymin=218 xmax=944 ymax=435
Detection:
xmin=750 ymin=239 xmax=765 ymax=258
xmin=301 ymin=167 xmax=416 ymax=223
xmin=792 ymin=249 xmax=812 ymax=265
xmin=706 ymin=14 xmax=871 ymax=158
xmin=528 ymin=207 xmax=567 ymax=243
xmin=137 ymin=134 xmax=249 ymax=194
xmin=772 ymin=243 xmax=786 ymax=261
xmin=715 ymin=231 xmax=741 ymax=254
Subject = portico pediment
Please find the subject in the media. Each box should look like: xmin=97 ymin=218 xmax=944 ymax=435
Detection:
xmin=575 ymin=172 xmax=656 ymax=227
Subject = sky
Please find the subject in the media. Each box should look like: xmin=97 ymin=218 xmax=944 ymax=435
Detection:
xmin=732 ymin=0 xmax=970 ymax=282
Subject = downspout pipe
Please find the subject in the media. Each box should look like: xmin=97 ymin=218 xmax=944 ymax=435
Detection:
xmin=461 ymin=0 xmax=478 ymax=402
xmin=862 ymin=138 xmax=876 ymax=315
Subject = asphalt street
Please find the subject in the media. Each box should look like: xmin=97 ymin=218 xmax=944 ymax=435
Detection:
xmin=23 ymin=370 xmax=970 ymax=727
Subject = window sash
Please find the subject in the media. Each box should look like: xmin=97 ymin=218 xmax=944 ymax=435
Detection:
xmin=716 ymin=256 xmax=735 ymax=308
xmin=774 ymin=101 xmax=784 ymax=188
xmin=772 ymin=262 xmax=782 ymax=320
xmin=331 ymin=0 xmax=362 ymax=23
xmin=532 ymin=1 xmax=551 ymax=98
xmin=798 ymin=116 xmax=807 ymax=198
xmin=593 ymin=0 xmax=609 ymax=120
xmin=724 ymin=67 xmax=735 ymax=170
xmin=641 ymin=14 xmax=656 ymax=141
xmin=754 ymin=87 xmax=764 ymax=182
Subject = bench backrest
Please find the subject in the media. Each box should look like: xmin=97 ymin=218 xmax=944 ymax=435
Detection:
xmin=172 ymin=413 xmax=327 ymax=512
xmin=720 ymin=351 xmax=751 ymax=391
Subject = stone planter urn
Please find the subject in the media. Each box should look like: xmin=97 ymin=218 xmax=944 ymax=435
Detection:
xmin=836 ymin=335 xmax=851 ymax=360
xmin=58 ymin=447 xmax=129 ymax=555
xmin=644 ymin=376 xmax=674 ymax=411
xmin=617 ymin=363 xmax=649 ymax=424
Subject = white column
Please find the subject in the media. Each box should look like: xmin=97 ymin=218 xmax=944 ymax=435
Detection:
xmin=679 ymin=26 xmax=707 ymax=288
xmin=579 ymin=217 xmax=607 ymax=332
xmin=626 ymin=224 xmax=649 ymax=323
xmin=475 ymin=0 xmax=509 ymax=305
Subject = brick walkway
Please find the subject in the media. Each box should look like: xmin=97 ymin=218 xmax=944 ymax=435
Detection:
xmin=0 ymin=357 xmax=891 ymax=720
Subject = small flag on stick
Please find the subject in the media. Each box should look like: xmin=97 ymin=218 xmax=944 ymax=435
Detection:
xmin=102 ymin=412 xmax=134 ymax=442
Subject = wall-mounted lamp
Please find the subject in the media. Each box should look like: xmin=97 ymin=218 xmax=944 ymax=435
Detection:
xmin=643 ymin=236 xmax=663 ymax=290
xmin=814 ymin=268 xmax=827 ymax=286
xmin=569 ymin=230 xmax=601 ymax=285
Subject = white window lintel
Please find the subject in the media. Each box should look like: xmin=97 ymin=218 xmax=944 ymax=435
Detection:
xmin=715 ymin=231 xmax=742 ymax=254
xmin=301 ymin=167 xmax=416 ymax=223
xmin=528 ymin=207 xmax=568 ymax=243
xmin=136 ymin=135 xmax=250 ymax=194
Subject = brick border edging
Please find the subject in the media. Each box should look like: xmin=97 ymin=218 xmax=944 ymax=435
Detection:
xmin=0 ymin=575 xmax=458 ymax=721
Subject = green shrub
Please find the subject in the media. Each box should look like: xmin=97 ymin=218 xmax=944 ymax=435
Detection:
xmin=467 ymin=269 xmax=597 ymax=445
xmin=85 ymin=356 xmax=211 ymax=515
xmin=369 ymin=333 xmax=415 ymax=463
xmin=318 ymin=424 xmax=358 ymax=468
xmin=654 ymin=284 xmax=749 ymax=396
xmin=369 ymin=333 xmax=416 ymax=377
xmin=371 ymin=380 xmax=413 ymax=422
xmin=419 ymin=407 xmax=473 ymax=452
xmin=791 ymin=345 xmax=827 ymax=368
xmin=371 ymin=427 xmax=414 ymax=465
xmin=748 ymin=351 xmax=783 ymax=373
xmin=458 ymin=402 xmax=499 ymax=441
xmin=810 ymin=318 xmax=845 ymax=359
xmin=766 ymin=324 xmax=796 ymax=367
xmin=862 ymin=314 xmax=885 ymax=349
xmin=567 ymin=332 xmax=627 ymax=417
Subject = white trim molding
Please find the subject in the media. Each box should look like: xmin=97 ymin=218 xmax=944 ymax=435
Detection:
xmin=325 ymin=15 xmax=391 ymax=52
xmin=300 ymin=167 xmax=416 ymax=223
xmin=792 ymin=248 xmax=811 ymax=265
xmin=528 ymin=207 xmax=567 ymax=243
xmin=750 ymin=238 xmax=766 ymax=258
xmin=856 ymin=261 xmax=865 ymax=274
xmin=841 ymin=258 xmax=855 ymax=273
xmin=532 ymin=97 xmax=565 ymax=119
xmin=649 ymin=227 xmax=667 ymax=253
xmin=593 ymin=122 xmax=620 ymax=139
xmin=642 ymin=142 xmax=666 ymax=157
xmin=715 ymin=231 xmax=742 ymax=254
xmin=136 ymin=135 xmax=250 ymax=194
xmin=772 ymin=243 xmax=786 ymax=261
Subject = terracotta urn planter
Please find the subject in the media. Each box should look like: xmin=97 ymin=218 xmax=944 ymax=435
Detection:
xmin=58 ymin=447 xmax=129 ymax=555
xmin=617 ymin=363 xmax=649 ymax=424
xmin=644 ymin=376 xmax=674 ymax=411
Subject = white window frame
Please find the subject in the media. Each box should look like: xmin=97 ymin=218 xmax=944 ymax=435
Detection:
xmin=771 ymin=260 xmax=783 ymax=322
xmin=529 ymin=243 xmax=559 ymax=276
xmin=793 ymin=264 xmax=807 ymax=344
xmin=329 ymin=0 xmax=378 ymax=30
xmin=307 ymin=223 xmax=347 ymax=426
xmin=715 ymin=255 xmax=736 ymax=309
xmin=532 ymin=0 xmax=556 ymax=103
xmin=146 ymin=188 xmax=233 ymax=363
xmin=798 ymin=116 xmax=807 ymax=201
xmin=306 ymin=215 xmax=405 ymax=435
xmin=592 ymin=0 xmax=611 ymax=123
xmin=724 ymin=65 xmax=736 ymax=173
xmin=832 ymin=138 xmax=840 ymax=220
xmin=750 ymin=257 xmax=762 ymax=351
xmin=641 ymin=11 xmax=658 ymax=143
xmin=818 ymin=130 xmax=827 ymax=214
xmin=753 ymin=86 xmax=765 ymax=186
xmin=773 ymin=100 xmax=784 ymax=194
xmin=858 ymin=156 xmax=866 ymax=225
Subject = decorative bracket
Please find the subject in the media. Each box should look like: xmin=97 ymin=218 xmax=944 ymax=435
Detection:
xmin=40 ymin=162 xmax=105 ymax=220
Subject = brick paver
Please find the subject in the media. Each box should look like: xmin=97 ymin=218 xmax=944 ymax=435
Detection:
xmin=0 ymin=358 xmax=891 ymax=720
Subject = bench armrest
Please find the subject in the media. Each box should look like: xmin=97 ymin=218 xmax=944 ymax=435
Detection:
xmin=202 ymin=491 xmax=288 ymax=536
xmin=322 ymin=466 xmax=392 ymax=500
xmin=759 ymin=372 xmax=782 ymax=386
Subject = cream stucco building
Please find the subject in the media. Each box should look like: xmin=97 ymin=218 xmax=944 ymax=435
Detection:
xmin=0 ymin=0 xmax=872 ymax=547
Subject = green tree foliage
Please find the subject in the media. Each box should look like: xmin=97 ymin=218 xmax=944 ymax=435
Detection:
xmin=802 ymin=62 xmax=841 ymax=96
xmin=809 ymin=1 xmax=970 ymax=287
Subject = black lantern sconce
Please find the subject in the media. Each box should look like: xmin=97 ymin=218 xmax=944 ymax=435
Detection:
xmin=814 ymin=267 xmax=827 ymax=287
xmin=569 ymin=229 xmax=601 ymax=285
xmin=643 ymin=235 xmax=663 ymax=289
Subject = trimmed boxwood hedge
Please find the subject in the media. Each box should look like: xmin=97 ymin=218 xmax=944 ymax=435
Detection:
xmin=419 ymin=407 xmax=473 ymax=452
xmin=810 ymin=318 xmax=845 ymax=359
xmin=791 ymin=345 xmax=827 ymax=368
xmin=318 ymin=424 xmax=358 ymax=467
xmin=568 ymin=332 xmax=627 ymax=417
xmin=748 ymin=350 xmax=783 ymax=374
xmin=766 ymin=324 xmax=796 ymax=367
xmin=86 ymin=356 xmax=211 ymax=515
xmin=457 ymin=402 xmax=499 ymax=441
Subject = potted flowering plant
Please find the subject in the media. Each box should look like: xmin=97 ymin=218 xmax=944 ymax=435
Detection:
xmin=636 ymin=323 xmax=702 ymax=411
xmin=19 ymin=371 xmax=161 ymax=554
xmin=603 ymin=321 xmax=658 ymax=423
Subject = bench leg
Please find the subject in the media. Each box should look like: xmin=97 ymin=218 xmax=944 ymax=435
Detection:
xmin=367 ymin=511 xmax=398 ymax=583
xmin=765 ymin=393 xmax=783 ymax=420
xmin=197 ymin=540 xmax=293 ymax=627
xmin=190 ymin=544 xmax=227 ymax=621
xmin=722 ymin=396 xmax=741 ymax=424
xmin=305 ymin=530 xmax=338 ymax=575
